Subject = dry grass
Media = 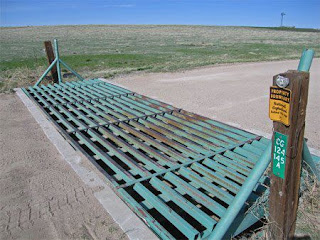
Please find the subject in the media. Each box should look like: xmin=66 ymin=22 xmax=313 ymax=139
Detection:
xmin=1 ymin=25 xmax=319 ymax=61
xmin=234 ymin=164 xmax=319 ymax=240
xmin=0 ymin=67 xmax=83 ymax=92
xmin=0 ymin=67 xmax=44 ymax=93
xmin=1 ymin=25 xmax=319 ymax=92
xmin=295 ymin=166 xmax=320 ymax=239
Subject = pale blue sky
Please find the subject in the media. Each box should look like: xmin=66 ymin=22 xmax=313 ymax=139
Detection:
xmin=1 ymin=0 xmax=319 ymax=28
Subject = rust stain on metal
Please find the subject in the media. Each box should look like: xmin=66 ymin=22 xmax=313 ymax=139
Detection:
xmin=192 ymin=164 xmax=238 ymax=192
xmin=138 ymin=95 xmax=173 ymax=109
xmin=184 ymin=169 xmax=230 ymax=201
xmin=173 ymin=111 xmax=227 ymax=134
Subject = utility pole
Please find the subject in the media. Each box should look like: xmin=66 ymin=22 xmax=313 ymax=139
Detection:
xmin=280 ymin=12 xmax=286 ymax=27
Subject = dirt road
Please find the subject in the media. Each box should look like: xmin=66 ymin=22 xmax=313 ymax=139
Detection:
xmin=112 ymin=59 xmax=320 ymax=150
xmin=0 ymin=94 xmax=127 ymax=240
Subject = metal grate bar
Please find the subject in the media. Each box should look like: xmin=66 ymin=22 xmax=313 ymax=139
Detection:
xmin=28 ymin=80 xmax=268 ymax=180
xmin=22 ymin=79 xmax=270 ymax=240
xmin=27 ymin=80 xmax=266 ymax=180
xmin=59 ymin=83 xmax=200 ymax=157
xmin=67 ymin=79 xmax=105 ymax=87
xmin=29 ymin=86 xmax=183 ymax=177
xmin=49 ymin=92 xmax=135 ymax=107
xmin=70 ymin=109 xmax=181 ymax=133
xmin=64 ymin=81 xmax=245 ymax=154
xmin=117 ymin=135 xmax=261 ymax=189
xmin=178 ymin=110 xmax=255 ymax=140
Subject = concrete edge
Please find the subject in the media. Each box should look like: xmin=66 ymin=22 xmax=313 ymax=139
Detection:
xmin=15 ymin=88 xmax=158 ymax=240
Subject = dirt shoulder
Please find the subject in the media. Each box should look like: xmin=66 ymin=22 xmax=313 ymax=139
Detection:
xmin=0 ymin=94 xmax=127 ymax=240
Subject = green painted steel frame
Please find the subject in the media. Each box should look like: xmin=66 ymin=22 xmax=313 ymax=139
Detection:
xmin=298 ymin=49 xmax=319 ymax=181
xmin=34 ymin=39 xmax=84 ymax=87
xmin=23 ymin=78 xmax=271 ymax=239
xmin=298 ymin=49 xmax=314 ymax=72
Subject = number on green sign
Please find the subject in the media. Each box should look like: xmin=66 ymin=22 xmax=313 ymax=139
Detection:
xmin=272 ymin=132 xmax=288 ymax=179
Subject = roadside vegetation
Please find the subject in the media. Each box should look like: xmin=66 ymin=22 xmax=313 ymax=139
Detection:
xmin=295 ymin=166 xmax=320 ymax=239
xmin=236 ymin=165 xmax=319 ymax=240
xmin=0 ymin=25 xmax=319 ymax=92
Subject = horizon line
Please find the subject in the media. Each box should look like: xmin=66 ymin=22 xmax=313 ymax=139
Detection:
xmin=1 ymin=23 xmax=319 ymax=29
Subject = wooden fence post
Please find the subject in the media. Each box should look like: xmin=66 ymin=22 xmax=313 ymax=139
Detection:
xmin=268 ymin=70 xmax=310 ymax=239
xmin=44 ymin=41 xmax=58 ymax=83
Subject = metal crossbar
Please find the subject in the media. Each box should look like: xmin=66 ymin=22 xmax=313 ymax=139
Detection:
xmin=70 ymin=108 xmax=182 ymax=133
xmin=22 ymin=79 xmax=270 ymax=240
xmin=117 ymin=135 xmax=262 ymax=189
xmin=58 ymin=81 xmax=105 ymax=89
xmin=48 ymin=92 xmax=136 ymax=108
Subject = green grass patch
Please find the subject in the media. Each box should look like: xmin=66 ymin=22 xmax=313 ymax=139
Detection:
xmin=0 ymin=25 xmax=319 ymax=92
xmin=0 ymin=53 xmax=167 ymax=72
xmin=0 ymin=58 xmax=47 ymax=71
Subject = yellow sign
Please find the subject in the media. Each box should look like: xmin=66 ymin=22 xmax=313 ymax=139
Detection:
xmin=269 ymin=86 xmax=291 ymax=126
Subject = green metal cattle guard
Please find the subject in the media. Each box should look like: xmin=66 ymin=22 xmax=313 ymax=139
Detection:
xmin=22 ymin=42 xmax=318 ymax=240
xmin=22 ymin=78 xmax=271 ymax=239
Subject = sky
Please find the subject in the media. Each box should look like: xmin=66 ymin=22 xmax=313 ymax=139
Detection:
xmin=1 ymin=0 xmax=319 ymax=28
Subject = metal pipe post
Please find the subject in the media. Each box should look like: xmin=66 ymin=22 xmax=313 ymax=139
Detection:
xmin=54 ymin=39 xmax=63 ymax=84
xmin=34 ymin=58 xmax=58 ymax=87
xmin=207 ymin=142 xmax=272 ymax=240
xmin=298 ymin=49 xmax=314 ymax=72
xmin=59 ymin=59 xmax=84 ymax=81
xmin=303 ymin=140 xmax=320 ymax=181
xmin=298 ymin=49 xmax=318 ymax=180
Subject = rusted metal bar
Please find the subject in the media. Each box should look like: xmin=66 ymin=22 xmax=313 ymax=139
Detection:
xmin=69 ymin=109 xmax=181 ymax=133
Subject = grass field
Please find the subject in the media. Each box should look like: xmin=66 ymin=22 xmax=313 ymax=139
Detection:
xmin=0 ymin=25 xmax=319 ymax=92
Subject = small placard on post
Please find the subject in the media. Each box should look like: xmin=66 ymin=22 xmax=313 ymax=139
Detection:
xmin=269 ymin=86 xmax=291 ymax=126
xmin=272 ymin=131 xmax=288 ymax=179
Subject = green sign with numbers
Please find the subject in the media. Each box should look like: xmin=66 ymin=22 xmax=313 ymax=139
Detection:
xmin=272 ymin=132 xmax=288 ymax=179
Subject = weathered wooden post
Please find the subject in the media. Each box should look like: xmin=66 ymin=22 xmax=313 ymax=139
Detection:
xmin=44 ymin=41 xmax=58 ymax=83
xmin=269 ymin=49 xmax=314 ymax=239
